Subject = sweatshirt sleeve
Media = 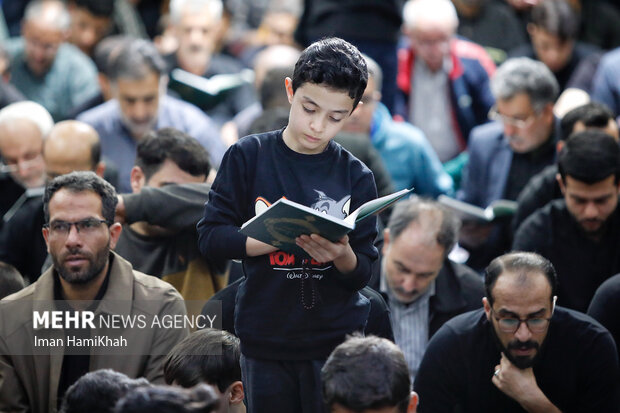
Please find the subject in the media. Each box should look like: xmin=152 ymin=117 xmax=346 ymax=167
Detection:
xmin=197 ymin=143 xmax=251 ymax=260
xmin=122 ymin=183 xmax=210 ymax=230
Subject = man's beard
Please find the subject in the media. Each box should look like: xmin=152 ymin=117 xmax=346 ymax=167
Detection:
xmin=490 ymin=324 xmax=542 ymax=369
xmin=121 ymin=114 xmax=157 ymax=139
xmin=53 ymin=243 xmax=110 ymax=285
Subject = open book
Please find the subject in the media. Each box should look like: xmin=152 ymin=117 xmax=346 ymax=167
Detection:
xmin=240 ymin=188 xmax=414 ymax=256
xmin=438 ymin=195 xmax=517 ymax=223
xmin=168 ymin=68 xmax=254 ymax=111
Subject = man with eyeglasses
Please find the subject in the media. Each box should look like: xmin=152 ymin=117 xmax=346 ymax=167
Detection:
xmin=456 ymin=57 xmax=559 ymax=271
xmin=414 ymin=252 xmax=619 ymax=412
xmin=3 ymin=0 xmax=100 ymax=121
xmin=0 ymin=171 xmax=188 ymax=412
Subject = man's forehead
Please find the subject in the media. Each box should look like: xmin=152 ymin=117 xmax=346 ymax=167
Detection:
xmin=491 ymin=271 xmax=552 ymax=306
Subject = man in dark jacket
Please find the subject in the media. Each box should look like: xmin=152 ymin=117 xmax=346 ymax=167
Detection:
xmin=370 ymin=198 xmax=484 ymax=381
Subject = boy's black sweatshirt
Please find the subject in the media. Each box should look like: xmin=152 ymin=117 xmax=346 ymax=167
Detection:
xmin=197 ymin=129 xmax=378 ymax=360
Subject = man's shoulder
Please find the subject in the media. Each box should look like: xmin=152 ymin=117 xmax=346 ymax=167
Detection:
xmin=469 ymin=121 xmax=504 ymax=144
xmin=56 ymin=43 xmax=97 ymax=68
xmin=452 ymin=37 xmax=496 ymax=75
xmin=599 ymin=47 xmax=620 ymax=71
xmin=131 ymin=269 xmax=183 ymax=300
xmin=552 ymin=306 xmax=613 ymax=343
xmin=433 ymin=308 xmax=487 ymax=342
xmin=77 ymin=100 xmax=119 ymax=125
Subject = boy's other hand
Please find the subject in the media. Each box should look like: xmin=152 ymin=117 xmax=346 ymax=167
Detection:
xmin=296 ymin=234 xmax=357 ymax=273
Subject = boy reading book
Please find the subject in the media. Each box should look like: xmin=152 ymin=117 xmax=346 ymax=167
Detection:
xmin=197 ymin=37 xmax=378 ymax=412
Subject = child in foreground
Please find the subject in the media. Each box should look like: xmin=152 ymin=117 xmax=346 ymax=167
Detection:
xmin=197 ymin=37 xmax=378 ymax=412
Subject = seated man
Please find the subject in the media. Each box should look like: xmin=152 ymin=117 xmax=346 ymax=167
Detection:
xmin=4 ymin=0 xmax=100 ymax=120
xmin=114 ymin=128 xmax=228 ymax=302
xmin=0 ymin=172 xmax=189 ymax=412
xmin=512 ymin=102 xmax=619 ymax=231
xmin=513 ymin=130 xmax=620 ymax=312
xmin=508 ymin=0 xmax=598 ymax=92
xmin=344 ymin=54 xmax=453 ymax=196
xmin=164 ymin=329 xmax=245 ymax=413
xmin=67 ymin=0 xmax=114 ymax=57
xmin=370 ymin=198 xmax=483 ymax=380
xmin=77 ymin=38 xmax=225 ymax=193
xmin=321 ymin=335 xmax=418 ymax=413
xmin=0 ymin=120 xmax=106 ymax=282
xmin=396 ymin=0 xmax=495 ymax=164
xmin=457 ymin=57 xmax=559 ymax=270
xmin=0 ymin=101 xmax=52 ymax=229
xmin=165 ymin=0 xmax=257 ymax=126
xmin=415 ymin=252 xmax=619 ymax=412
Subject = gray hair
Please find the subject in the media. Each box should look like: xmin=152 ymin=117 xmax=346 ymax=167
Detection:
xmin=403 ymin=0 xmax=458 ymax=31
xmin=44 ymin=171 xmax=118 ymax=224
xmin=0 ymin=101 xmax=54 ymax=137
xmin=24 ymin=0 xmax=71 ymax=31
xmin=169 ymin=0 xmax=223 ymax=24
xmin=107 ymin=39 xmax=167 ymax=82
xmin=362 ymin=54 xmax=383 ymax=93
xmin=387 ymin=198 xmax=460 ymax=256
xmin=491 ymin=57 xmax=559 ymax=112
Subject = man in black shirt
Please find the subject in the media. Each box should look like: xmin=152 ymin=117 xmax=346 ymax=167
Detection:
xmin=512 ymin=101 xmax=619 ymax=232
xmin=513 ymin=130 xmax=620 ymax=312
xmin=415 ymin=252 xmax=619 ymax=412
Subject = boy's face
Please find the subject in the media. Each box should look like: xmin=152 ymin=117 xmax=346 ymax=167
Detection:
xmin=283 ymin=78 xmax=356 ymax=154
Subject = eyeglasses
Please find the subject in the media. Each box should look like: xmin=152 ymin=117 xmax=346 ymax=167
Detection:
xmin=490 ymin=307 xmax=553 ymax=334
xmin=488 ymin=106 xmax=538 ymax=129
xmin=44 ymin=219 xmax=109 ymax=237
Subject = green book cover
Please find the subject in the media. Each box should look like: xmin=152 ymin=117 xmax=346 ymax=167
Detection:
xmin=240 ymin=188 xmax=413 ymax=256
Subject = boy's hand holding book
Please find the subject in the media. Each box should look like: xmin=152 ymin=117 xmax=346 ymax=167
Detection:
xmin=296 ymin=234 xmax=357 ymax=273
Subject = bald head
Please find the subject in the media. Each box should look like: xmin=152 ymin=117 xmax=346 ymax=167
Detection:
xmin=43 ymin=121 xmax=102 ymax=180
xmin=0 ymin=118 xmax=45 ymax=188
xmin=253 ymin=45 xmax=301 ymax=89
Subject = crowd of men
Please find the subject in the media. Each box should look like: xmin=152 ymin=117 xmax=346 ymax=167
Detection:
xmin=2 ymin=0 xmax=620 ymax=411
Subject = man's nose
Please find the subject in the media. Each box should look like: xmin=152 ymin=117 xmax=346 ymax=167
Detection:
xmin=514 ymin=320 xmax=532 ymax=342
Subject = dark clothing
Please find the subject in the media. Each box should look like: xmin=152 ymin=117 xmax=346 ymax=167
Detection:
xmin=414 ymin=308 xmax=620 ymax=413
xmin=294 ymin=0 xmax=403 ymax=45
xmin=457 ymin=1 xmax=527 ymax=63
xmin=0 ymin=81 xmax=24 ymax=109
xmin=164 ymin=53 xmax=257 ymax=126
xmin=513 ymin=199 xmax=620 ymax=312
xmin=240 ymin=355 xmax=327 ymax=413
xmin=508 ymin=42 xmax=599 ymax=91
xmin=203 ymin=277 xmax=394 ymax=342
xmin=115 ymin=183 xmax=228 ymax=301
xmin=0 ymin=176 xmax=24 ymax=231
xmin=66 ymin=93 xmax=104 ymax=120
xmin=0 ymin=197 xmax=45 ymax=282
xmin=370 ymin=258 xmax=484 ymax=338
xmin=588 ymin=273 xmax=620 ymax=363
xmin=503 ymin=131 xmax=557 ymax=201
xmin=512 ymin=165 xmax=560 ymax=233
xmin=579 ymin=2 xmax=620 ymax=51
xmin=197 ymin=129 xmax=379 ymax=361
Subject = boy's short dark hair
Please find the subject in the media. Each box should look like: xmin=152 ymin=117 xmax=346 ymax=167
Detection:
xmin=0 ymin=261 xmax=25 ymax=299
xmin=531 ymin=0 xmax=579 ymax=43
xmin=60 ymin=369 xmax=150 ymax=413
xmin=73 ymin=0 xmax=115 ymax=18
xmin=558 ymin=130 xmax=620 ymax=185
xmin=292 ymin=37 xmax=368 ymax=111
xmin=135 ymin=128 xmax=211 ymax=182
xmin=321 ymin=335 xmax=411 ymax=413
xmin=163 ymin=329 xmax=241 ymax=392
xmin=114 ymin=384 xmax=220 ymax=413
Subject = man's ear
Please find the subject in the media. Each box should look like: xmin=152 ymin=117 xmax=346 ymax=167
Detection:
xmin=285 ymin=77 xmax=294 ymax=105
xmin=108 ymin=222 xmax=122 ymax=249
xmin=407 ymin=391 xmax=419 ymax=413
xmin=95 ymin=161 xmax=106 ymax=178
xmin=556 ymin=173 xmax=566 ymax=195
xmin=382 ymin=228 xmax=390 ymax=255
xmin=228 ymin=380 xmax=244 ymax=405
xmin=130 ymin=166 xmax=146 ymax=194
xmin=42 ymin=226 xmax=50 ymax=253
xmin=482 ymin=297 xmax=491 ymax=320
